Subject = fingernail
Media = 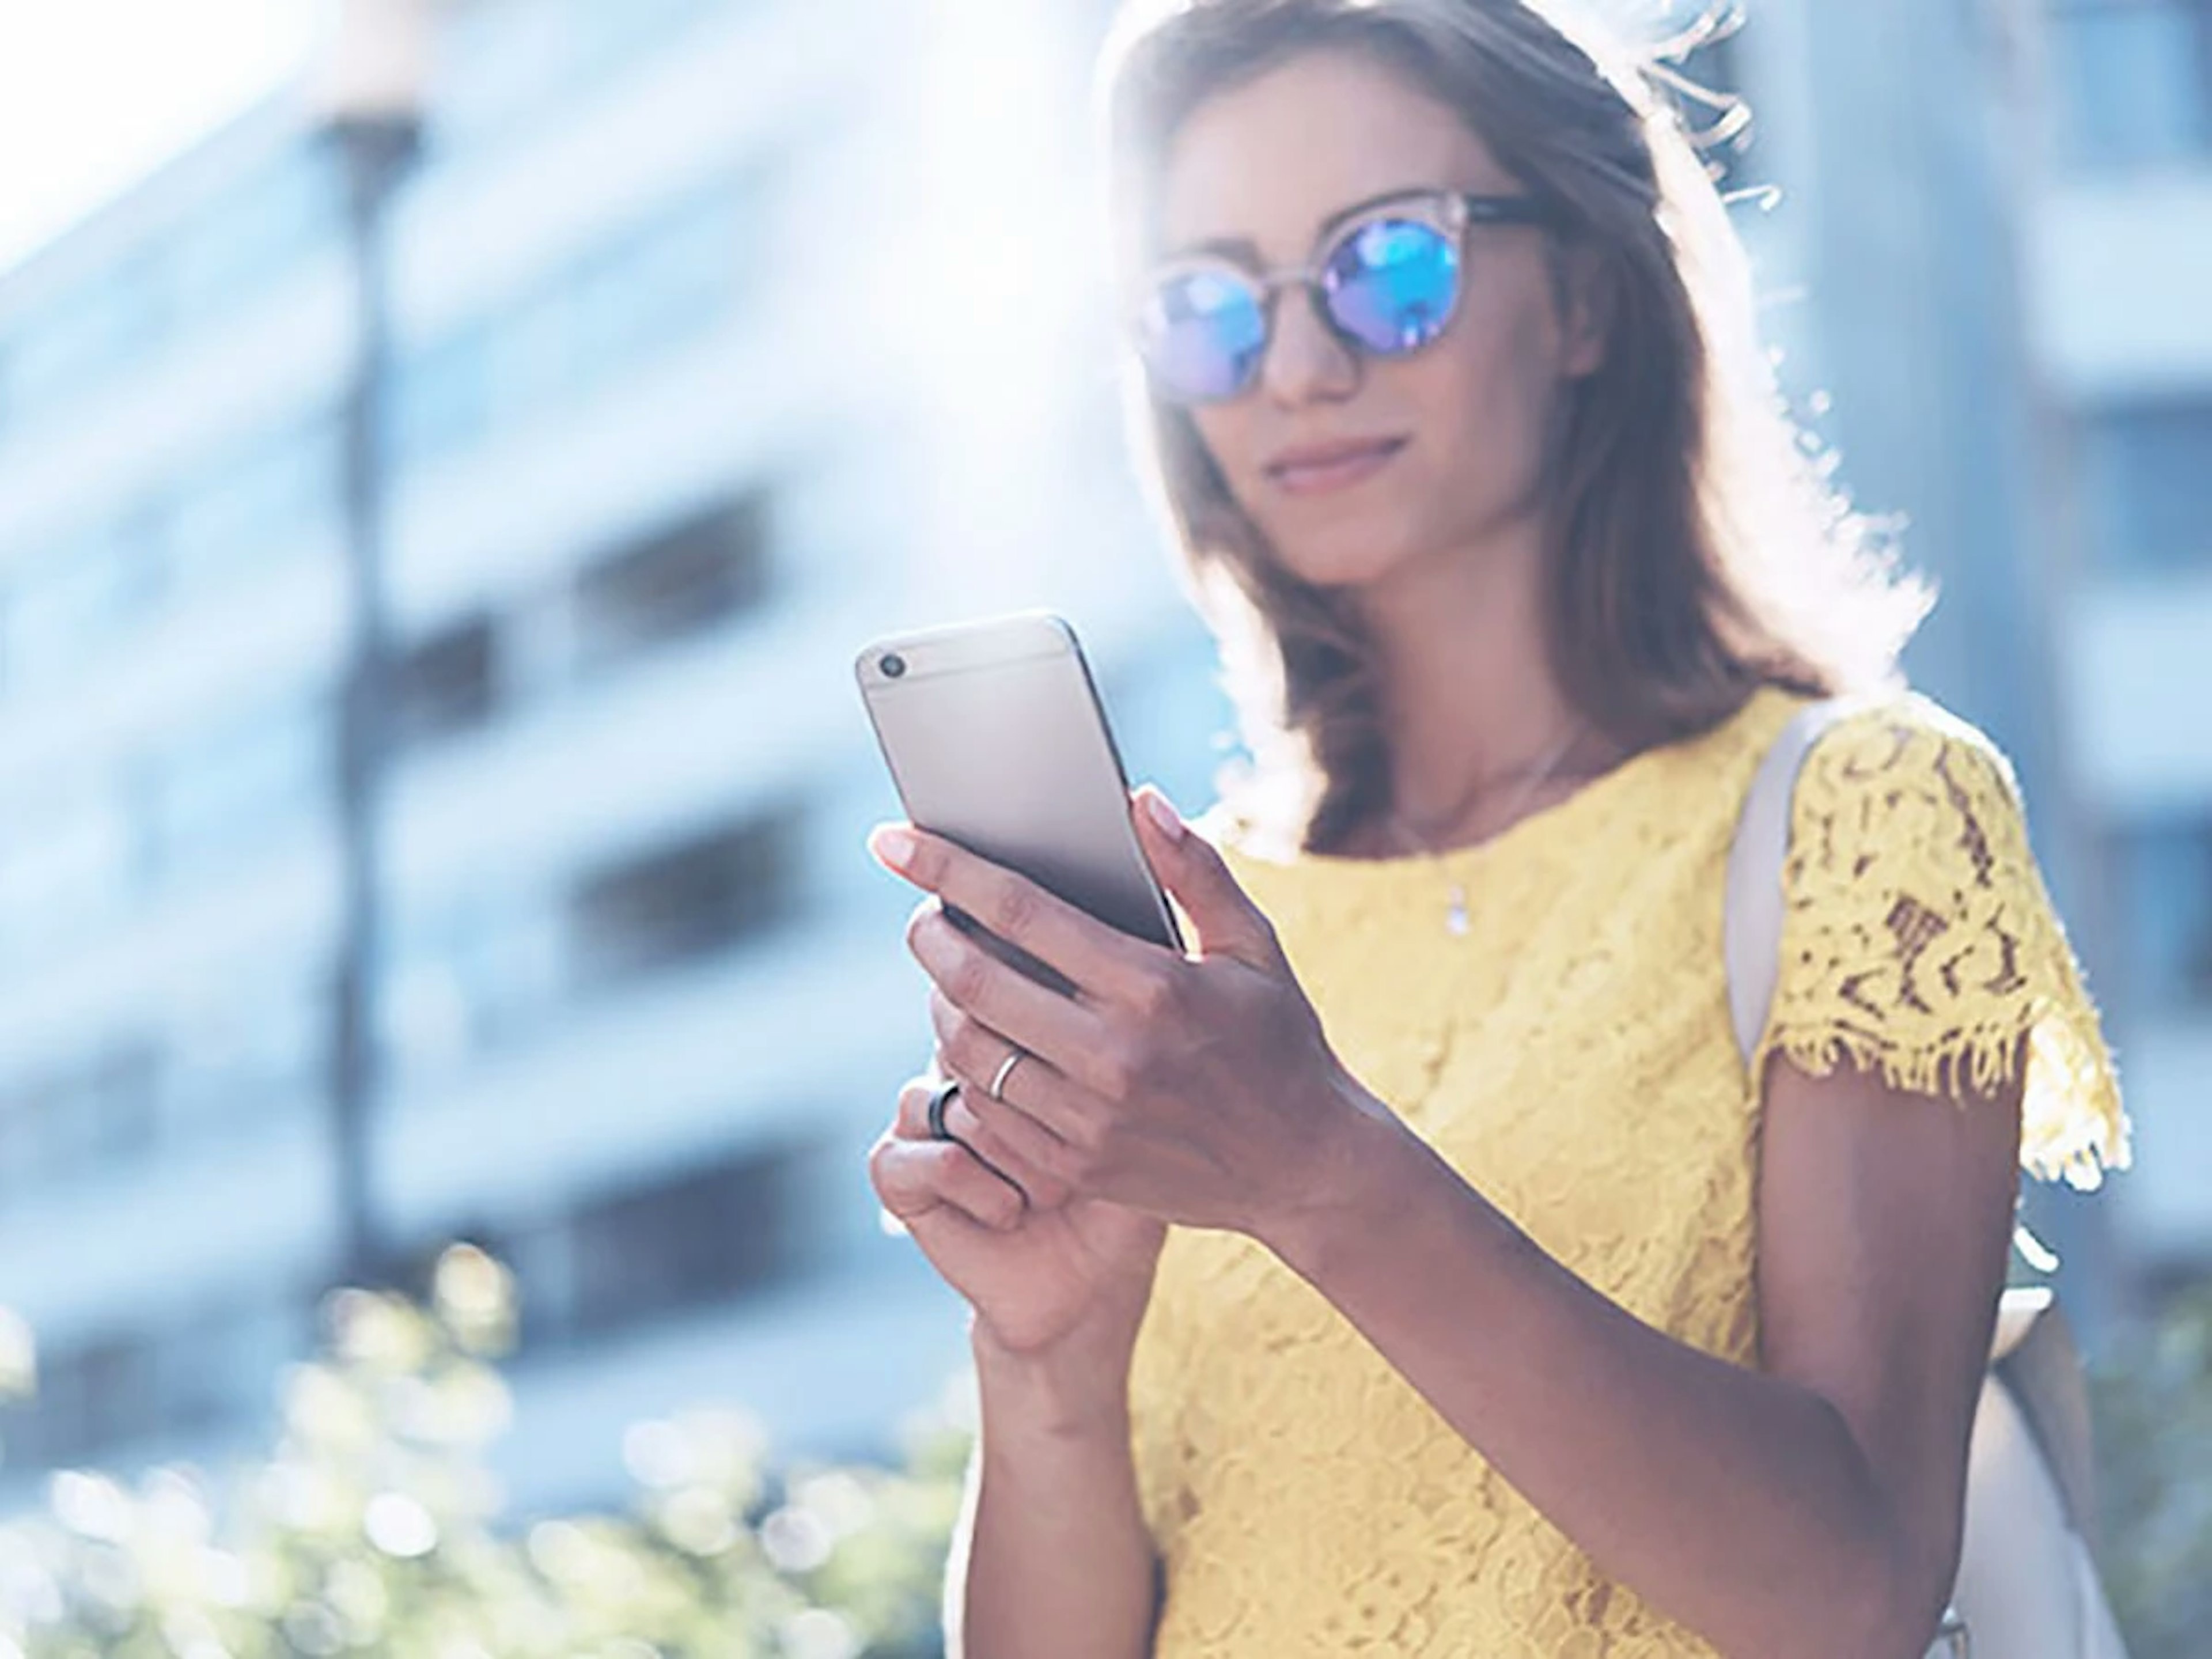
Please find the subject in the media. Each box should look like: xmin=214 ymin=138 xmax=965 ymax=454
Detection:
xmin=1141 ymin=787 xmax=1184 ymax=843
xmin=871 ymin=824 xmax=918 ymax=872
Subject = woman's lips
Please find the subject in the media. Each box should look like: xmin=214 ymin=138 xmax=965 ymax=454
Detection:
xmin=1263 ymin=436 xmax=1408 ymax=497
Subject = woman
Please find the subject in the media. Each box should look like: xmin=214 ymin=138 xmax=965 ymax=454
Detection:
xmin=865 ymin=1 xmax=2130 ymax=1653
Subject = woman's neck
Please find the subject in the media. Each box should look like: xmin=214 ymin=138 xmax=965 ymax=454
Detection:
xmin=1351 ymin=518 xmax=1612 ymax=842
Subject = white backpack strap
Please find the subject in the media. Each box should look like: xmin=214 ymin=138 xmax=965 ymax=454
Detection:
xmin=1724 ymin=696 xmax=1861 ymax=1070
xmin=1726 ymin=696 xmax=2128 ymax=1659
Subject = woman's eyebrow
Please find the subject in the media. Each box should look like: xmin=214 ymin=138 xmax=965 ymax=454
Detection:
xmin=1316 ymin=185 xmax=1439 ymax=233
xmin=1157 ymin=232 xmax=1263 ymax=266
xmin=1156 ymin=185 xmax=1442 ymax=265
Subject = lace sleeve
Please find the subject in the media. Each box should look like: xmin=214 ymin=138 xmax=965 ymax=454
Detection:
xmin=1750 ymin=698 xmax=2131 ymax=1190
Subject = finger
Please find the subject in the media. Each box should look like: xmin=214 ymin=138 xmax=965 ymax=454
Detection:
xmin=938 ymin=1081 xmax=1078 ymax=1211
xmin=894 ymin=1074 xmax=953 ymax=1142
xmin=872 ymin=823 xmax=1162 ymax=1003
xmin=896 ymin=1070 xmax=1055 ymax=1210
xmin=1131 ymin=784 xmax=1285 ymax=970
xmin=907 ymin=897 xmax=1116 ymax=1078
xmin=870 ymin=1131 xmax=1025 ymax=1233
xmin=927 ymin=993 xmax=1100 ymax=1147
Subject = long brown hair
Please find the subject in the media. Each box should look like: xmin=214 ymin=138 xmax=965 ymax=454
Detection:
xmin=1099 ymin=0 xmax=1928 ymax=855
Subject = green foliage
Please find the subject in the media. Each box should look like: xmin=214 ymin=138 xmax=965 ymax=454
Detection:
xmin=2090 ymin=1284 xmax=2212 ymax=1659
xmin=2 ymin=1249 xmax=2203 ymax=1657
xmin=0 ymin=1248 xmax=971 ymax=1659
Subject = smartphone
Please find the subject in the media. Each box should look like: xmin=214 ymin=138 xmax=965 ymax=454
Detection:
xmin=854 ymin=610 xmax=1184 ymax=995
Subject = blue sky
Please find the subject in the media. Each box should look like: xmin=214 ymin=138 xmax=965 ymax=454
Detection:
xmin=0 ymin=0 xmax=317 ymax=272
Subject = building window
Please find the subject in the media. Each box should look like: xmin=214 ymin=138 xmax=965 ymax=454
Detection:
xmin=0 ymin=1292 xmax=308 ymax=1472
xmin=571 ymin=493 xmax=772 ymax=671
xmin=144 ymin=696 xmax=328 ymax=882
xmin=565 ymin=1147 xmax=799 ymax=1338
xmin=0 ymin=991 xmax=311 ymax=1200
xmin=2050 ymin=0 xmax=2212 ymax=168
xmin=0 ymin=778 xmax=137 ymax=958
xmin=71 ymin=1041 xmax=163 ymax=1173
xmin=388 ymin=325 xmax=493 ymax=471
xmin=169 ymin=146 xmax=340 ymax=325
xmin=0 ymin=143 xmax=335 ymax=437
xmin=1 ymin=257 xmax=167 ymax=421
xmin=0 ymin=1039 xmax=164 ymax=1199
xmin=2078 ymin=402 xmax=2212 ymax=575
xmin=0 ymin=1076 xmax=52 ymax=1197
xmin=385 ymin=172 xmax=747 ymax=471
xmin=0 ymin=516 xmax=166 ymax=692
xmin=0 ymin=1085 xmax=36 ymax=1196
xmin=488 ymin=1141 xmax=810 ymax=1352
xmin=0 ymin=145 xmax=336 ymax=437
xmin=384 ymin=893 xmax=562 ymax=1067
xmin=169 ymin=415 xmax=340 ymax=591
xmin=0 ymin=416 xmax=331 ymax=699
xmin=2114 ymin=821 xmax=2212 ymax=1010
xmin=31 ymin=1336 xmax=160 ymax=1467
xmin=169 ymin=972 xmax=327 ymax=1129
xmin=161 ymin=1298 xmax=306 ymax=1437
xmin=569 ymin=806 xmax=802 ymax=988
xmin=567 ymin=177 xmax=748 ymax=384
xmin=391 ymin=613 xmax=501 ymax=749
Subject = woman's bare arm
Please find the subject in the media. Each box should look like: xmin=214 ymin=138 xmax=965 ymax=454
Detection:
xmin=872 ymin=796 xmax=2019 ymax=1653
xmin=1257 ymin=1050 xmax=2021 ymax=1659
xmin=948 ymin=1323 xmax=1160 ymax=1659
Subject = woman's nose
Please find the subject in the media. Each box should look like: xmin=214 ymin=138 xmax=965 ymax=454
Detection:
xmin=1257 ymin=282 xmax=1361 ymax=407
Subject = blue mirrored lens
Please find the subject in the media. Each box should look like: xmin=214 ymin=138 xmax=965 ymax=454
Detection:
xmin=1323 ymin=218 xmax=1461 ymax=354
xmin=1141 ymin=268 xmax=1267 ymax=403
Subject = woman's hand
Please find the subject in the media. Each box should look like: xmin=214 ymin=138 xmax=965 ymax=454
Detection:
xmin=868 ymin=786 xmax=1377 ymax=1239
xmin=869 ymin=1073 xmax=1167 ymax=1359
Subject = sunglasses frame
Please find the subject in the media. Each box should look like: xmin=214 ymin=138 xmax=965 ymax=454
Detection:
xmin=1134 ymin=187 xmax=1558 ymax=405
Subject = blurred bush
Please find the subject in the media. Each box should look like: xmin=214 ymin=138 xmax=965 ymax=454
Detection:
xmin=2092 ymin=1284 xmax=2212 ymax=1659
xmin=0 ymin=1247 xmax=969 ymax=1658
xmin=0 ymin=1254 xmax=2203 ymax=1657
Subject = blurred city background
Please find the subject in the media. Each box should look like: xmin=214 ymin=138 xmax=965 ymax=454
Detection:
xmin=0 ymin=0 xmax=2205 ymax=1645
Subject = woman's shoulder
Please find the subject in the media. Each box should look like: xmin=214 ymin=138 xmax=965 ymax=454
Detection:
xmin=1715 ymin=683 xmax=2028 ymax=838
xmin=1783 ymin=685 xmax=2033 ymax=842
xmin=1807 ymin=684 xmax=2016 ymax=764
xmin=1763 ymin=683 xmax=2052 ymax=960
xmin=1751 ymin=684 xmax=2131 ymax=1188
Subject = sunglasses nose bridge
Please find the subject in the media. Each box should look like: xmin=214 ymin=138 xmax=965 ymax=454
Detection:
xmin=1252 ymin=263 xmax=1332 ymax=325
xmin=1252 ymin=267 xmax=1362 ymax=400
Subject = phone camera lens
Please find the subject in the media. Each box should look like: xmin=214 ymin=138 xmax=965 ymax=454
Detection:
xmin=880 ymin=653 xmax=907 ymax=679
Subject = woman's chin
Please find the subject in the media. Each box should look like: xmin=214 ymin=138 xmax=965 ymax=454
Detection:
xmin=1268 ymin=532 xmax=1414 ymax=594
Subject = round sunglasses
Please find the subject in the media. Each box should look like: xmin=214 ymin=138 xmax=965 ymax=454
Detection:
xmin=1133 ymin=188 xmax=1556 ymax=406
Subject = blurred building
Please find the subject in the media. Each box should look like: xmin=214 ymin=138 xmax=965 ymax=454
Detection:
xmin=0 ymin=0 xmax=1222 ymax=1515
xmin=1705 ymin=0 xmax=2154 ymax=1314
xmin=2020 ymin=0 xmax=2212 ymax=1295
xmin=1738 ymin=0 xmax=2212 ymax=1316
xmin=3 ymin=0 xmax=2197 ymax=1524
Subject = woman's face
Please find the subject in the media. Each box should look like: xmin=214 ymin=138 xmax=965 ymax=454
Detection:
xmin=1153 ymin=49 xmax=1603 ymax=593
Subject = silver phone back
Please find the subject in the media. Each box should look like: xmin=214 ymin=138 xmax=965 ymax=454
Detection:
xmin=855 ymin=611 xmax=1182 ymax=957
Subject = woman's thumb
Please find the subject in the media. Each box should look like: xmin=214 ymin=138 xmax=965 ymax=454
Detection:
xmin=1132 ymin=786 xmax=1281 ymax=968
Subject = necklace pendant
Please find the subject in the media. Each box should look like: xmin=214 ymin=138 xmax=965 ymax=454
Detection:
xmin=1445 ymin=884 xmax=1469 ymax=936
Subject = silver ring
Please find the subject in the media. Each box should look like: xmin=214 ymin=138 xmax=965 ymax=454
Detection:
xmin=989 ymin=1049 xmax=1025 ymax=1101
xmin=926 ymin=1077 xmax=960 ymax=1141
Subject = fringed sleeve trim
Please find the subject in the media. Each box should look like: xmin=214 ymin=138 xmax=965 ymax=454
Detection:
xmin=1749 ymin=698 xmax=2130 ymax=1190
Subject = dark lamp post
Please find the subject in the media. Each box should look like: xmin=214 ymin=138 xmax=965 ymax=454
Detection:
xmin=309 ymin=0 xmax=429 ymax=1290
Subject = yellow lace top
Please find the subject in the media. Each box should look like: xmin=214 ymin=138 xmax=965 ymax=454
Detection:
xmin=1126 ymin=684 xmax=2129 ymax=1658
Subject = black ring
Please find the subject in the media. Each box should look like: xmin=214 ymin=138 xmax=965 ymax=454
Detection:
xmin=926 ymin=1077 xmax=961 ymax=1141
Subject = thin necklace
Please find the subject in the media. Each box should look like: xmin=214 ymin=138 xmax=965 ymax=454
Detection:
xmin=1384 ymin=718 xmax=1589 ymax=937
